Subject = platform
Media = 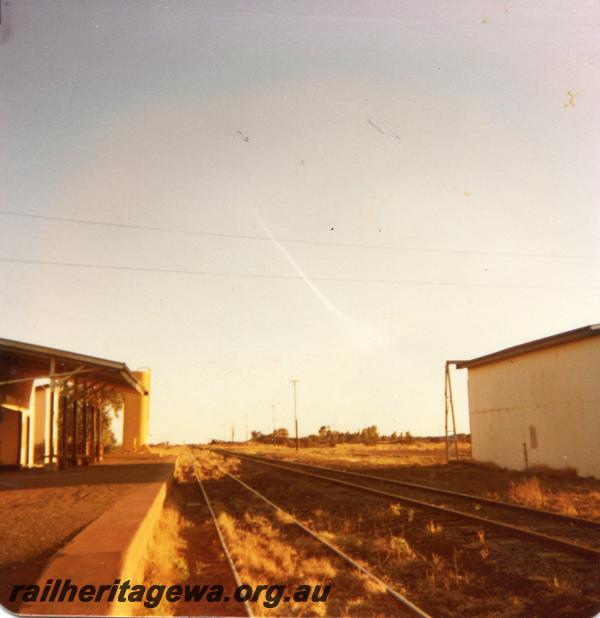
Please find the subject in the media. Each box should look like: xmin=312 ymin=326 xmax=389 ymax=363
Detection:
xmin=0 ymin=454 xmax=175 ymax=613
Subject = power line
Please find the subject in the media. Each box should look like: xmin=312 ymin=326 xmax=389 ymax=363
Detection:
xmin=0 ymin=209 xmax=596 ymax=261
xmin=1 ymin=256 xmax=599 ymax=291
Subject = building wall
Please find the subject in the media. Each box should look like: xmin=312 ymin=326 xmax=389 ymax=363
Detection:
xmin=0 ymin=408 xmax=22 ymax=466
xmin=122 ymin=370 xmax=150 ymax=452
xmin=0 ymin=383 xmax=59 ymax=468
xmin=467 ymin=337 xmax=600 ymax=477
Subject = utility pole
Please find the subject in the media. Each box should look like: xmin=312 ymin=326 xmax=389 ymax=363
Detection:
xmin=444 ymin=361 xmax=460 ymax=462
xmin=244 ymin=414 xmax=248 ymax=442
xmin=231 ymin=424 xmax=235 ymax=443
xmin=272 ymin=403 xmax=276 ymax=441
xmin=290 ymin=379 xmax=299 ymax=454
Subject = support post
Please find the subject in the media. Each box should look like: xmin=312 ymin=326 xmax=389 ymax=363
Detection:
xmin=444 ymin=362 xmax=459 ymax=461
xmin=96 ymin=402 xmax=102 ymax=461
xmin=82 ymin=399 xmax=88 ymax=465
xmin=444 ymin=364 xmax=449 ymax=463
xmin=90 ymin=404 xmax=95 ymax=463
xmin=60 ymin=394 xmax=68 ymax=468
xmin=447 ymin=364 xmax=459 ymax=460
xmin=272 ymin=403 xmax=276 ymax=445
xmin=71 ymin=380 xmax=78 ymax=466
xmin=48 ymin=358 xmax=56 ymax=465
xmin=290 ymin=379 xmax=299 ymax=454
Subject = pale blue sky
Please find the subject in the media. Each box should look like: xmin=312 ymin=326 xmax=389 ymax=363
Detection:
xmin=1 ymin=1 xmax=599 ymax=442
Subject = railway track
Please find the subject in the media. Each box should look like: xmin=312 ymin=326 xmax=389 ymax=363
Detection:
xmin=214 ymin=449 xmax=600 ymax=561
xmin=191 ymin=447 xmax=600 ymax=617
xmin=190 ymin=456 xmax=254 ymax=617
xmin=188 ymin=450 xmax=432 ymax=618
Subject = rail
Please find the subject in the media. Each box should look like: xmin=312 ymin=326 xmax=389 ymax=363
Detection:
xmin=214 ymin=449 xmax=600 ymax=561
xmin=190 ymin=451 xmax=432 ymax=618
xmin=189 ymin=454 xmax=254 ymax=617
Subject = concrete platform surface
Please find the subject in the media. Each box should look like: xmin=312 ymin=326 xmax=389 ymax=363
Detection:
xmin=26 ymin=480 xmax=168 ymax=616
xmin=0 ymin=454 xmax=174 ymax=614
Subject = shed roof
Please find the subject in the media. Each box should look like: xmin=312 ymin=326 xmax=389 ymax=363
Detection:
xmin=0 ymin=337 xmax=145 ymax=394
xmin=455 ymin=324 xmax=600 ymax=369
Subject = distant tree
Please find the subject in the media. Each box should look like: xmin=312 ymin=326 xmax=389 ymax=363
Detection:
xmin=99 ymin=390 xmax=123 ymax=452
xmin=318 ymin=425 xmax=341 ymax=445
xmin=267 ymin=427 xmax=289 ymax=445
xmin=360 ymin=425 xmax=379 ymax=445
xmin=318 ymin=425 xmax=331 ymax=439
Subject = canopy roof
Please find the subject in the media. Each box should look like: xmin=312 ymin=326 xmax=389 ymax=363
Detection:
xmin=0 ymin=337 xmax=145 ymax=394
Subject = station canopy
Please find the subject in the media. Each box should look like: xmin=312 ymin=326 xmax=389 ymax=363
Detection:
xmin=0 ymin=337 xmax=145 ymax=408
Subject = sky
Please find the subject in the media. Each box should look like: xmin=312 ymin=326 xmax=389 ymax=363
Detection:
xmin=1 ymin=1 xmax=600 ymax=443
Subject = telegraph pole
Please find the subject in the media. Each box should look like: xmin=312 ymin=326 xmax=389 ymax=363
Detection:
xmin=231 ymin=424 xmax=235 ymax=443
xmin=244 ymin=414 xmax=248 ymax=442
xmin=290 ymin=379 xmax=299 ymax=454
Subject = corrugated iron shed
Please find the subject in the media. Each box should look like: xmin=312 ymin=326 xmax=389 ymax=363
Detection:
xmin=456 ymin=324 xmax=600 ymax=369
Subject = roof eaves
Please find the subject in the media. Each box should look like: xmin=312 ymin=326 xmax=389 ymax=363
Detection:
xmin=0 ymin=337 xmax=124 ymax=370
xmin=455 ymin=324 xmax=600 ymax=370
xmin=0 ymin=338 xmax=146 ymax=394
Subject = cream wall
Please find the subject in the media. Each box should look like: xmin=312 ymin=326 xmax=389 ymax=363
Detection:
xmin=122 ymin=370 xmax=150 ymax=452
xmin=1 ymin=383 xmax=58 ymax=468
xmin=0 ymin=408 xmax=22 ymax=466
xmin=0 ymin=385 xmax=36 ymax=467
xmin=467 ymin=337 xmax=600 ymax=477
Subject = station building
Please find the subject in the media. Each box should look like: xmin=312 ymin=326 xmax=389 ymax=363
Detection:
xmin=456 ymin=324 xmax=600 ymax=477
xmin=0 ymin=338 xmax=150 ymax=468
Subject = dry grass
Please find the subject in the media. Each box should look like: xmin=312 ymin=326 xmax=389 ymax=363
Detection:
xmin=424 ymin=552 xmax=472 ymax=593
xmin=187 ymin=448 xmax=405 ymax=617
xmin=216 ymin=510 xmax=334 ymax=617
xmin=228 ymin=440 xmax=600 ymax=522
xmin=230 ymin=440 xmax=471 ymax=469
xmin=139 ymin=445 xmax=600 ymax=617
xmin=306 ymin=496 xmax=478 ymax=604
xmin=506 ymin=475 xmax=600 ymax=519
xmin=509 ymin=476 xmax=546 ymax=508
xmin=135 ymin=501 xmax=191 ymax=616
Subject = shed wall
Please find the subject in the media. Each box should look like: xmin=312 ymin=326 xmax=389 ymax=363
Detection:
xmin=467 ymin=337 xmax=600 ymax=477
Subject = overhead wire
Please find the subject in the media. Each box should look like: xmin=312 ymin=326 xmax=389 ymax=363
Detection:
xmin=1 ymin=256 xmax=599 ymax=291
xmin=0 ymin=209 xmax=597 ymax=260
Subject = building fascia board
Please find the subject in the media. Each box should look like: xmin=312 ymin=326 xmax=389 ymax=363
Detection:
xmin=0 ymin=338 xmax=145 ymax=394
xmin=456 ymin=324 xmax=600 ymax=370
